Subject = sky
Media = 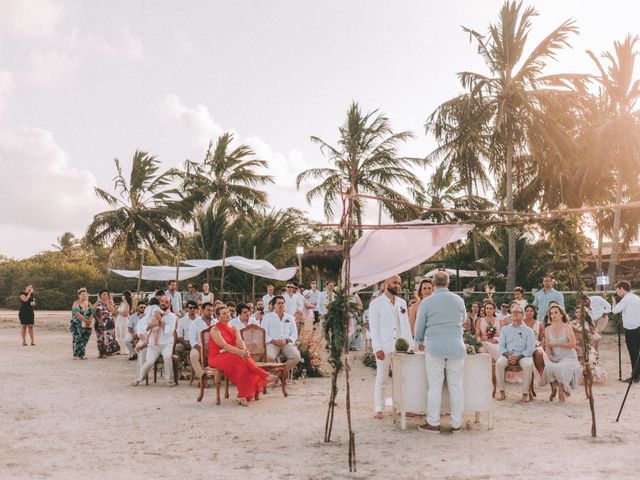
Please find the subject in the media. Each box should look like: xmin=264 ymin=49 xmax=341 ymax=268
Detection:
xmin=0 ymin=0 xmax=638 ymax=259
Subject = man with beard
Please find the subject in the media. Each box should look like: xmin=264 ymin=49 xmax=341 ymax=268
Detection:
xmin=368 ymin=275 xmax=413 ymax=419
xmin=131 ymin=295 xmax=177 ymax=387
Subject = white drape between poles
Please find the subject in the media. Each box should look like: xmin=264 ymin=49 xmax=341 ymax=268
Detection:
xmin=183 ymin=256 xmax=298 ymax=281
xmin=111 ymin=266 xmax=207 ymax=281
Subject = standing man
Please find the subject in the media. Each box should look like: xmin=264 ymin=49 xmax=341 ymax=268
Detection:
xmin=368 ymin=275 xmax=413 ymax=419
xmin=306 ymin=281 xmax=321 ymax=324
xmin=582 ymin=294 xmax=612 ymax=335
xmin=123 ymin=301 xmax=145 ymax=361
xmin=183 ymin=283 xmax=200 ymax=308
xmin=613 ymin=281 xmax=640 ymax=383
xmin=318 ymin=282 xmax=336 ymax=316
xmin=262 ymin=285 xmax=275 ymax=311
xmin=166 ymin=280 xmax=183 ymax=317
xmin=283 ymin=283 xmax=304 ymax=317
xmin=533 ymin=276 xmax=564 ymax=321
xmin=263 ymin=296 xmax=301 ymax=372
xmin=414 ymin=271 xmax=466 ymax=432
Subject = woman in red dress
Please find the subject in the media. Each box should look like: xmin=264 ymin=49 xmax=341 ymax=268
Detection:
xmin=208 ymin=305 xmax=278 ymax=406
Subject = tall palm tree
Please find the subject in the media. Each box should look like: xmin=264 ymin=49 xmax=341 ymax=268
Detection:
xmin=182 ymin=132 xmax=274 ymax=214
xmin=588 ymin=34 xmax=640 ymax=283
xmin=296 ymin=102 xmax=428 ymax=229
xmin=454 ymin=0 xmax=585 ymax=289
xmin=86 ymin=151 xmax=182 ymax=264
xmin=51 ymin=232 xmax=80 ymax=253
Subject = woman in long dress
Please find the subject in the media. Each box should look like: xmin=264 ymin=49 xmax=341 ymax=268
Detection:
xmin=476 ymin=301 xmax=501 ymax=360
xmin=540 ymin=305 xmax=581 ymax=402
xmin=571 ymin=307 xmax=607 ymax=383
xmin=70 ymin=288 xmax=93 ymax=359
xmin=115 ymin=291 xmax=132 ymax=354
xmin=208 ymin=305 xmax=278 ymax=406
xmin=408 ymin=279 xmax=433 ymax=335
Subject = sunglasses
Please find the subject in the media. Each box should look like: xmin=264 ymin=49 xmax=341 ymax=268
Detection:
xmin=188 ymin=306 xmax=196 ymax=310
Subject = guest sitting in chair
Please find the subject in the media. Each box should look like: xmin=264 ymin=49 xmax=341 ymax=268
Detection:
xmin=495 ymin=305 xmax=536 ymax=402
xmin=208 ymin=305 xmax=278 ymax=406
xmin=522 ymin=304 xmax=545 ymax=376
xmin=230 ymin=303 xmax=259 ymax=331
xmin=262 ymin=296 xmax=302 ymax=372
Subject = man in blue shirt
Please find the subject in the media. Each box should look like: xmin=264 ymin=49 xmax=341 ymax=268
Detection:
xmin=495 ymin=305 xmax=536 ymax=402
xmin=415 ymin=271 xmax=466 ymax=433
xmin=533 ymin=276 xmax=564 ymax=320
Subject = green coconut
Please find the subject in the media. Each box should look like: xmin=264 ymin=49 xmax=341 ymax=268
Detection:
xmin=395 ymin=337 xmax=410 ymax=352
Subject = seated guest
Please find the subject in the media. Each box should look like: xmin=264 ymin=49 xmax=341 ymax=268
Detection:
xmin=262 ymin=296 xmax=301 ymax=372
xmin=476 ymin=302 xmax=501 ymax=360
xmin=230 ymin=303 xmax=260 ymax=331
xmin=496 ymin=303 xmax=510 ymax=322
xmin=495 ymin=305 xmax=536 ymax=402
xmin=123 ymin=301 xmax=145 ymax=361
xmin=208 ymin=305 xmax=279 ymax=406
xmin=131 ymin=295 xmax=177 ymax=387
xmin=183 ymin=283 xmax=201 ymax=308
xmin=571 ymin=307 xmax=607 ymax=383
xmin=522 ymin=304 xmax=545 ymax=376
xmin=464 ymin=302 xmax=480 ymax=334
xmin=175 ymin=300 xmax=199 ymax=365
xmin=541 ymin=305 xmax=581 ymax=402
xmin=189 ymin=302 xmax=216 ymax=385
xmin=251 ymin=299 xmax=266 ymax=325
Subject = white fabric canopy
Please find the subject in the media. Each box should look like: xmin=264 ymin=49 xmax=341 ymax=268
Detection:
xmin=345 ymin=222 xmax=474 ymax=292
xmin=423 ymin=268 xmax=485 ymax=278
xmin=183 ymin=256 xmax=298 ymax=281
xmin=111 ymin=265 xmax=207 ymax=281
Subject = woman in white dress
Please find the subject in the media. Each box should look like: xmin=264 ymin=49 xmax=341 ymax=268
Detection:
xmin=115 ymin=291 xmax=132 ymax=355
xmin=540 ymin=305 xmax=581 ymax=402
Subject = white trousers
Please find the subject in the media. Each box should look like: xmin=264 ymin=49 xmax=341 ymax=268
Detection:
xmin=136 ymin=347 xmax=147 ymax=379
xmin=425 ymin=353 xmax=464 ymax=429
xmin=374 ymin=354 xmax=392 ymax=412
xmin=495 ymin=355 xmax=533 ymax=394
xmin=123 ymin=333 xmax=136 ymax=355
xmin=138 ymin=343 xmax=174 ymax=383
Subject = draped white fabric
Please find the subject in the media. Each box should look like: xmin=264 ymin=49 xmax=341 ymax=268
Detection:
xmin=345 ymin=222 xmax=474 ymax=292
xmin=183 ymin=256 xmax=298 ymax=281
xmin=423 ymin=268 xmax=485 ymax=278
xmin=111 ymin=265 xmax=207 ymax=281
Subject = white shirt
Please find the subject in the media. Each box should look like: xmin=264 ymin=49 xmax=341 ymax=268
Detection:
xmin=229 ymin=316 xmax=259 ymax=331
xmin=150 ymin=310 xmax=176 ymax=346
xmin=167 ymin=290 xmax=183 ymax=316
xmin=284 ymin=292 xmax=304 ymax=316
xmin=137 ymin=305 xmax=160 ymax=335
xmin=613 ymin=292 xmax=640 ymax=329
xmin=262 ymin=311 xmax=298 ymax=344
xmin=189 ymin=317 xmax=216 ymax=346
xmin=177 ymin=314 xmax=199 ymax=340
xmin=368 ymin=294 xmax=413 ymax=353
xmin=587 ymin=295 xmax=612 ymax=320
xmin=514 ymin=299 xmax=528 ymax=310
xmin=262 ymin=293 xmax=274 ymax=307
xmin=306 ymin=289 xmax=320 ymax=312
xmin=200 ymin=292 xmax=214 ymax=304
xmin=318 ymin=290 xmax=336 ymax=315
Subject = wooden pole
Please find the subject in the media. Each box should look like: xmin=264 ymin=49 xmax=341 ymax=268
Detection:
xmin=251 ymin=245 xmax=257 ymax=301
xmin=136 ymin=249 xmax=145 ymax=296
xmin=220 ymin=240 xmax=227 ymax=295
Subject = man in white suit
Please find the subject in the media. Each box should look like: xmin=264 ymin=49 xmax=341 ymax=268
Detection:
xmin=368 ymin=274 xmax=413 ymax=419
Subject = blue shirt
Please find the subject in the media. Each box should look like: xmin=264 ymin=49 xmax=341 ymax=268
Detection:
xmin=128 ymin=313 xmax=138 ymax=330
xmin=498 ymin=322 xmax=535 ymax=357
xmin=533 ymin=288 xmax=564 ymax=320
xmin=414 ymin=287 xmax=466 ymax=359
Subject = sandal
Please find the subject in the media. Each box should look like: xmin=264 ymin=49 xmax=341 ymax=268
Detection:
xmin=166 ymin=382 xmax=176 ymax=387
xmin=131 ymin=379 xmax=141 ymax=387
xmin=238 ymin=398 xmax=248 ymax=407
xmin=496 ymin=391 xmax=506 ymax=401
xmin=373 ymin=412 xmax=383 ymax=419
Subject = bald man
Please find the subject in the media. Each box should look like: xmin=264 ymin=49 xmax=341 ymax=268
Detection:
xmin=368 ymin=275 xmax=413 ymax=419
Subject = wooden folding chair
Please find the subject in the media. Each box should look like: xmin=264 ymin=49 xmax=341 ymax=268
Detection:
xmin=240 ymin=324 xmax=288 ymax=398
xmin=196 ymin=325 xmax=229 ymax=405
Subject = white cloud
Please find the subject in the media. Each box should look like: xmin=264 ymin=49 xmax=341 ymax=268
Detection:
xmin=27 ymin=48 xmax=79 ymax=86
xmin=0 ymin=126 xmax=100 ymax=234
xmin=0 ymin=0 xmax=63 ymax=40
xmin=159 ymin=94 xmax=225 ymax=148
xmin=0 ymin=70 xmax=15 ymax=115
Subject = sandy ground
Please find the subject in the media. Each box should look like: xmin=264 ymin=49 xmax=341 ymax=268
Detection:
xmin=1 ymin=310 xmax=639 ymax=480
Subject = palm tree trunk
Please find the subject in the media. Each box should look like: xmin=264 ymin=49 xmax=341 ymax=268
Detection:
xmin=596 ymin=225 xmax=604 ymax=276
xmin=607 ymin=181 xmax=623 ymax=284
xmin=505 ymin=137 xmax=517 ymax=291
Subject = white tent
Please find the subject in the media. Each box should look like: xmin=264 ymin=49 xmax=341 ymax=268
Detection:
xmin=183 ymin=256 xmax=297 ymax=281
xmin=111 ymin=265 xmax=207 ymax=281
xmin=346 ymin=222 xmax=474 ymax=292
xmin=423 ymin=268 xmax=485 ymax=278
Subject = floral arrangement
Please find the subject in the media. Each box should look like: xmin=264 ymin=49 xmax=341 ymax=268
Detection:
xmin=486 ymin=324 xmax=497 ymax=340
xmin=463 ymin=332 xmax=482 ymax=354
xmin=294 ymin=327 xmax=324 ymax=379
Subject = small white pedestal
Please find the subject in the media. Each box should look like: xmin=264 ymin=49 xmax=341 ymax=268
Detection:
xmin=391 ymin=352 xmax=494 ymax=430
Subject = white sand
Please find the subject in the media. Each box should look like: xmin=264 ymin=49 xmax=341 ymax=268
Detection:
xmin=1 ymin=310 xmax=638 ymax=479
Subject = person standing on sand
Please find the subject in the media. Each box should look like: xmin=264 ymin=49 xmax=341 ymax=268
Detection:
xmin=19 ymin=285 xmax=36 ymax=346
xmin=93 ymin=290 xmax=120 ymax=358
xmin=71 ymin=288 xmax=93 ymax=359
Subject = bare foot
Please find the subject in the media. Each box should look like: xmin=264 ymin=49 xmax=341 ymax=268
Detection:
xmin=131 ymin=379 xmax=141 ymax=387
xmin=496 ymin=391 xmax=506 ymax=401
xmin=559 ymin=385 xmax=566 ymax=402
xmin=521 ymin=394 xmax=531 ymax=403
xmin=166 ymin=382 xmax=176 ymax=387
xmin=373 ymin=412 xmax=383 ymax=419
xmin=268 ymin=374 xmax=279 ymax=385
xmin=22 ymin=342 xmax=27 ymax=346
xmin=238 ymin=398 xmax=248 ymax=407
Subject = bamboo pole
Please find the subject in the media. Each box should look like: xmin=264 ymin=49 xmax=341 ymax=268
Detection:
xmin=220 ymin=240 xmax=227 ymax=295
xmin=136 ymin=249 xmax=145 ymax=296
xmin=251 ymin=245 xmax=257 ymax=301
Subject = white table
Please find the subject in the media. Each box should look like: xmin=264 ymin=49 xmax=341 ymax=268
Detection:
xmin=391 ymin=352 xmax=494 ymax=430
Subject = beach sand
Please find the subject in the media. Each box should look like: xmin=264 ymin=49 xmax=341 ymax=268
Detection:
xmin=0 ymin=310 xmax=638 ymax=479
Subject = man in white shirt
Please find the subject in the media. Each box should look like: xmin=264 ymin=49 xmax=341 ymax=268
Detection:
xmin=613 ymin=281 xmax=640 ymax=383
xmin=368 ymin=275 xmax=413 ymax=419
xmin=318 ymin=282 xmax=336 ymax=316
xmin=189 ymin=302 xmax=216 ymax=384
xmin=283 ymin=283 xmax=304 ymax=317
xmin=166 ymin=280 xmax=183 ymax=317
xmin=306 ymin=281 xmax=321 ymax=324
xmin=262 ymin=285 xmax=275 ymax=311
xmin=132 ymin=295 xmax=177 ymax=387
xmin=175 ymin=300 xmax=200 ymax=365
xmin=496 ymin=303 xmax=510 ymax=322
xmin=262 ymin=296 xmax=301 ymax=371
xmin=582 ymin=294 xmax=612 ymax=335
xmin=124 ymin=301 xmax=145 ymax=361
xmin=251 ymin=299 xmax=266 ymax=325
xmin=230 ymin=303 xmax=260 ymax=331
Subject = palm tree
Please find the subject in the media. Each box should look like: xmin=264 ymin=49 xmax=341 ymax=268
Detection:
xmin=51 ymin=232 xmax=80 ymax=253
xmin=86 ymin=151 xmax=182 ymax=265
xmin=454 ymin=0 xmax=585 ymax=289
xmin=588 ymin=34 xmax=640 ymax=283
xmin=182 ymin=132 xmax=274 ymax=214
xmin=296 ymin=102 xmax=428 ymax=229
